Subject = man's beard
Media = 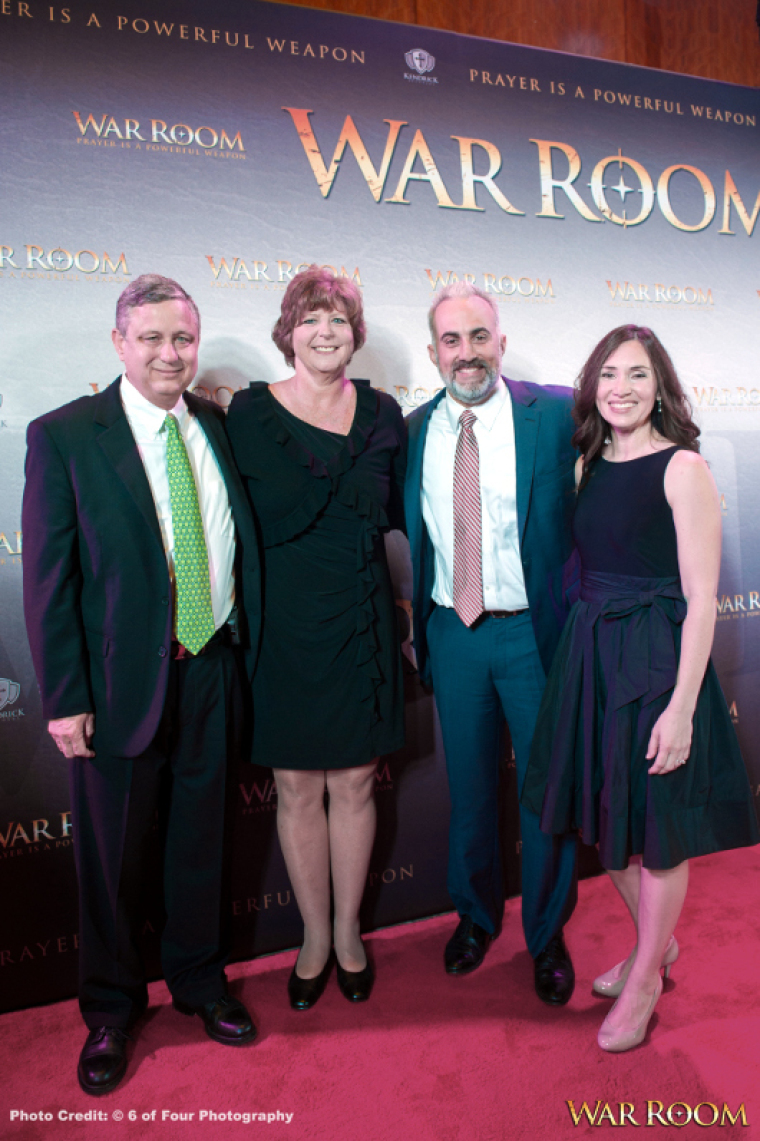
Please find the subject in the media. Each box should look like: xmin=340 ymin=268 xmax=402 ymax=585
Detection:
xmin=441 ymin=359 xmax=500 ymax=405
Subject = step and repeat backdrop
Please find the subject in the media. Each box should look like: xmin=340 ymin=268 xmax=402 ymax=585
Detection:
xmin=1 ymin=0 xmax=758 ymax=1013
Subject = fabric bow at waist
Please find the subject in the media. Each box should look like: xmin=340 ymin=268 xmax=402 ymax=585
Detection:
xmin=579 ymin=571 xmax=687 ymax=710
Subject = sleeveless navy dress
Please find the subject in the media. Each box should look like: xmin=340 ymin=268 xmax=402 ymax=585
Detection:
xmin=522 ymin=447 xmax=759 ymax=870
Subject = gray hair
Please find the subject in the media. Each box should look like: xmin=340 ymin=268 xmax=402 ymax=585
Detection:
xmin=427 ymin=280 xmax=500 ymax=344
xmin=115 ymin=274 xmax=200 ymax=336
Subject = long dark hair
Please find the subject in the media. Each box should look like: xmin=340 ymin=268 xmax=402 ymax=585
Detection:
xmin=573 ymin=325 xmax=700 ymax=485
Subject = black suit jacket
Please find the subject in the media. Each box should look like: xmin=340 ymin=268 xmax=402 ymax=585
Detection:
xmin=22 ymin=378 xmax=261 ymax=757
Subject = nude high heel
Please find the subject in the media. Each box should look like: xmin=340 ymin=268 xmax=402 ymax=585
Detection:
xmin=592 ymin=936 xmax=678 ymax=998
xmin=597 ymin=975 xmax=663 ymax=1053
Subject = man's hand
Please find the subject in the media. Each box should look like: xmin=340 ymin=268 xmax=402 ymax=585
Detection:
xmin=48 ymin=713 xmax=95 ymax=758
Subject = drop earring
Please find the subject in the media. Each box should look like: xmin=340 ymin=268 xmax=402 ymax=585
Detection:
xmin=657 ymin=394 xmax=662 ymax=414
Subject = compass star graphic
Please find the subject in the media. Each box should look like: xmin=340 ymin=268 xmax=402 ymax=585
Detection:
xmin=611 ymin=175 xmax=635 ymax=201
xmin=590 ymin=152 xmax=647 ymax=228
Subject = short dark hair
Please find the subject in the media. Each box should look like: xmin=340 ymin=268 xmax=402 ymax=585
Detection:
xmin=115 ymin=274 xmax=200 ymax=336
xmin=573 ymin=324 xmax=700 ymax=482
xmin=272 ymin=265 xmax=365 ymax=366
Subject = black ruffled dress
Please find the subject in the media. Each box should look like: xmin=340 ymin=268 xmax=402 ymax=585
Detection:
xmin=522 ymin=447 xmax=759 ymax=869
xmin=226 ymin=380 xmax=406 ymax=770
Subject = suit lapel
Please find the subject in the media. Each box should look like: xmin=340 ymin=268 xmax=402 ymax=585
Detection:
xmin=506 ymin=378 xmax=539 ymax=546
xmin=94 ymin=379 xmax=165 ymax=553
xmin=405 ymin=389 xmax=445 ymax=559
xmin=188 ymin=392 xmax=230 ymax=478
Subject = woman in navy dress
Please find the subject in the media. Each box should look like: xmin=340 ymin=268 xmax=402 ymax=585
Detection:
xmin=227 ymin=267 xmax=406 ymax=1010
xmin=522 ymin=325 xmax=758 ymax=1052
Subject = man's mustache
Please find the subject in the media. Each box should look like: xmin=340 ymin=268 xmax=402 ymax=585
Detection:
xmin=454 ymin=358 xmax=489 ymax=373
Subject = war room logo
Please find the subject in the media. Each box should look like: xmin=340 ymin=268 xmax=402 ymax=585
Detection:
xmin=284 ymin=110 xmax=758 ymax=235
xmin=206 ymin=256 xmax=361 ymax=289
xmin=0 ymin=811 xmax=73 ymax=855
xmin=239 ymin=775 xmax=278 ymax=816
xmin=692 ymin=385 xmax=760 ymax=410
xmin=716 ymin=590 xmax=760 ymax=620
xmin=426 ymin=269 xmax=555 ymax=303
xmin=72 ymin=113 xmax=245 ymax=158
xmin=606 ymin=280 xmax=713 ymax=308
xmin=0 ymin=244 xmax=129 ymax=282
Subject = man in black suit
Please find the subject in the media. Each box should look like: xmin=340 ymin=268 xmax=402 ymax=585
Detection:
xmin=22 ymin=275 xmax=261 ymax=1095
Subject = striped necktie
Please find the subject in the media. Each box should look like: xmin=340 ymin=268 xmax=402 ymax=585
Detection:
xmin=164 ymin=413 xmax=216 ymax=655
xmin=453 ymin=409 xmax=484 ymax=628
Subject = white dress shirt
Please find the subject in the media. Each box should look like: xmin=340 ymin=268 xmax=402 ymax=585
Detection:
xmin=421 ymin=376 xmax=529 ymax=612
xmin=120 ymin=375 xmax=236 ymax=632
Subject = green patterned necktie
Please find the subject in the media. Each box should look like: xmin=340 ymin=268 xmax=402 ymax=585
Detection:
xmin=164 ymin=413 xmax=216 ymax=655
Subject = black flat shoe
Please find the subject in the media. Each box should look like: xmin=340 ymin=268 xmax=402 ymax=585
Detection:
xmin=287 ymin=953 xmax=333 ymax=1011
xmin=173 ymin=993 xmax=257 ymax=1045
xmin=77 ymin=1026 xmax=131 ymax=1096
xmin=534 ymin=931 xmax=575 ymax=1006
xmin=444 ymin=915 xmax=491 ymax=975
xmin=336 ymin=959 xmax=374 ymax=1003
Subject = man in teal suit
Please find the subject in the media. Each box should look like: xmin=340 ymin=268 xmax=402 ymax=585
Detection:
xmin=405 ymin=282 xmax=578 ymax=1002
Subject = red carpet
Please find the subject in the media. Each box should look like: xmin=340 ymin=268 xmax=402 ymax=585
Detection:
xmin=3 ymin=847 xmax=760 ymax=1140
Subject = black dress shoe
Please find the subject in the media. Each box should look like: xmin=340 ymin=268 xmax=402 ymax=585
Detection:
xmin=173 ymin=993 xmax=257 ymax=1045
xmin=444 ymin=915 xmax=491 ymax=975
xmin=336 ymin=958 xmax=374 ymax=1003
xmin=77 ymin=1026 xmax=131 ymax=1096
xmin=287 ymin=954 xmax=333 ymax=1011
xmin=534 ymin=931 xmax=575 ymax=1006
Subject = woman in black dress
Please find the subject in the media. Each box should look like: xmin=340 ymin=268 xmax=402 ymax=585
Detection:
xmin=522 ymin=325 xmax=758 ymax=1052
xmin=226 ymin=267 xmax=406 ymax=1009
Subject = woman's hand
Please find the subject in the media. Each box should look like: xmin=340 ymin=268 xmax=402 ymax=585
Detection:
xmin=646 ymin=704 xmax=693 ymax=774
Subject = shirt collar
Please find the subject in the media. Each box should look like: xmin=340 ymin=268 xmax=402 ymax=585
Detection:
xmin=120 ymin=374 xmax=191 ymax=438
xmin=444 ymin=375 xmax=508 ymax=433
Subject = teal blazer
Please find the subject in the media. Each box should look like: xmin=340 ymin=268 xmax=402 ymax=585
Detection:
xmin=404 ymin=378 xmax=576 ymax=686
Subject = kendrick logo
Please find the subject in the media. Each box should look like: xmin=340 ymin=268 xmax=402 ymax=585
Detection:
xmin=0 ymin=678 xmax=20 ymax=712
xmin=406 ymin=48 xmax=435 ymax=75
xmin=404 ymin=49 xmax=438 ymax=84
